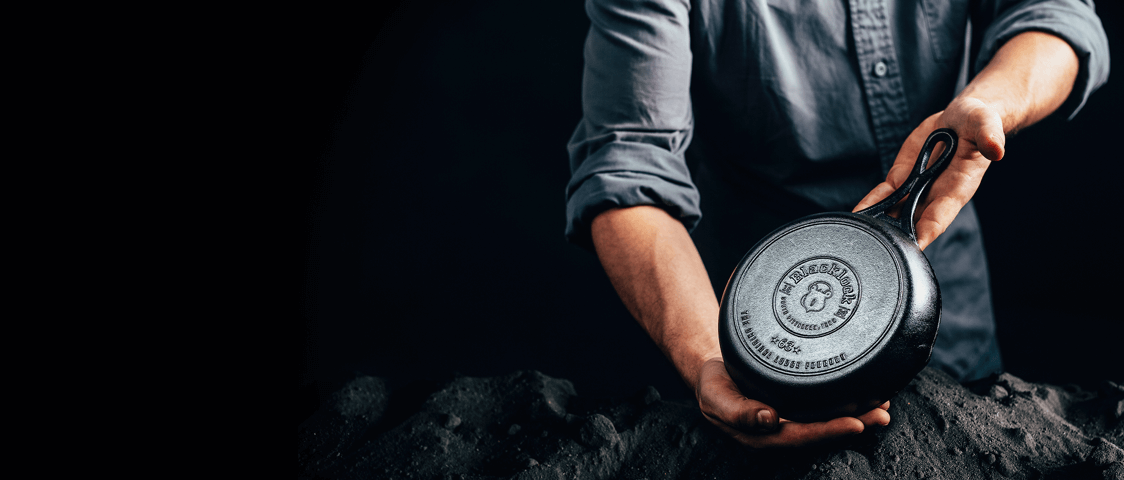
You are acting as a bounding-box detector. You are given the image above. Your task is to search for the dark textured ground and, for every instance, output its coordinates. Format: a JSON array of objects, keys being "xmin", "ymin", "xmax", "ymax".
[{"xmin": 299, "ymin": 368, "xmax": 1123, "ymax": 479}]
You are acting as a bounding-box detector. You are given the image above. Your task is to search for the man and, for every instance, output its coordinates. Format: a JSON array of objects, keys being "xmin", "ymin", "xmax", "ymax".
[{"xmin": 565, "ymin": 0, "xmax": 1108, "ymax": 447}]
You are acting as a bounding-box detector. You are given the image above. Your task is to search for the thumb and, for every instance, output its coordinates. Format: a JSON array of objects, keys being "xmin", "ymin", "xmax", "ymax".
[
  {"xmin": 737, "ymin": 399, "xmax": 779, "ymax": 433},
  {"xmin": 698, "ymin": 360, "xmax": 780, "ymax": 433},
  {"xmin": 710, "ymin": 396, "xmax": 779, "ymax": 434},
  {"xmin": 972, "ymin": 111, "xmax": 1006, "ymax": 161}
]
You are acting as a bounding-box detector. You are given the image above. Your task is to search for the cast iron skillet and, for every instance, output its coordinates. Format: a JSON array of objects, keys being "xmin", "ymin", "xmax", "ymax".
[{"xmin": 718, "ymin": 128, "xmax": 957, "ymax": 423}]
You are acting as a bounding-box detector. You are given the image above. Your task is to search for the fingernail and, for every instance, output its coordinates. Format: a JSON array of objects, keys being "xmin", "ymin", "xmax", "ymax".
[{"xmin": 756, "ymin": 409, "xmax": 774, "ymax": 429}]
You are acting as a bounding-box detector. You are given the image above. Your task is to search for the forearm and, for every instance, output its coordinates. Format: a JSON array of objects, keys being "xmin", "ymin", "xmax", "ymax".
[
  {"xmin": 958, "ymin": 31, "xmax": 1079, "ymax": 135},
  {"xmin": 590, "ymin": 206, "xmax": 721, "ymax": 392}
]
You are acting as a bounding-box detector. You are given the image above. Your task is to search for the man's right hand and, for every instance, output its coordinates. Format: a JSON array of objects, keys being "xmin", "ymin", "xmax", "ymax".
[
  {"xmin": 591, "ymin": 206, "xmax": 890, "ymax": 448},
  {"xmin": 696, "ymin": 357, "xmax": 891, "ymax": 448}
]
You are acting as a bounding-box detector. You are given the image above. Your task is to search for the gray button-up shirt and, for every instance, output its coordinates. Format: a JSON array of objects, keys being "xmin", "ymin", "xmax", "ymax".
[
  {"xmin": 564, "ymin": 0, "xmax": 1109, "ymax": 381},
  {"xmin": 566, "ymin": 0, "xmax": 1108, "ymax": 248}
]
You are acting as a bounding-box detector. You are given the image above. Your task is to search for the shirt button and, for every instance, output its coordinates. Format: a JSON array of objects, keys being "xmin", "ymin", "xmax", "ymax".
[{"xmin": 873, "ymin": 61, "xmax": 888, "ymax": 77}]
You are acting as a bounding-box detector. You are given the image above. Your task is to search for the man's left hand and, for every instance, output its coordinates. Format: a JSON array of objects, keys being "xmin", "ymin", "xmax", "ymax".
[
  {"xmin": 852, "ymin": 96, "xmax": 1004, "ymax": 251},
  {"xmin": 853, "ymin": 31, "xmax": 1080, "ymax": 251}
]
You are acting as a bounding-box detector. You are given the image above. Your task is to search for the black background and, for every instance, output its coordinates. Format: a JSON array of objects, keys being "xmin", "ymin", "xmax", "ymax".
[{"xmin": 297, "ymin": 1, "xmax": 1124, "ymax": 427}]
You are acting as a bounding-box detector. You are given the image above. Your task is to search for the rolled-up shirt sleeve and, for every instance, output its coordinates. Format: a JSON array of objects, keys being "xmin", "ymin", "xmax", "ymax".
[
  {"xmin": 564, "ymin": 0, "xmax": 698, "ymax": 251},
  {"xmin": 973, "ymin": 0, "xmax": 1110, "ymax": 120}
]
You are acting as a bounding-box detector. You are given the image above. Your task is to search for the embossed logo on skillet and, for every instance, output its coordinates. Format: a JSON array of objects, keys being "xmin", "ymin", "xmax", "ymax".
[{"xmin": 773, "ymin": 256, "xmax": 861, "ymax": 338}]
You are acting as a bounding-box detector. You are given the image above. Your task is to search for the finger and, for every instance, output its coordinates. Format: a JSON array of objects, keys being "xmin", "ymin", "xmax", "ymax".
[
  {"xmin": 856, "ymin": 406, "xmax": 891, "ymax": 427},
  {"xmin": 914, "ymin": 174, "xmax": 982, "ymax": 250},
  {"xmin": 764, "ymin": 417, "xmax": 866, "ymax": 447},
  {"xmin": 852, "ymin": 159, "xmax": 918, "ymax": 213},
  {"xmin": 704, "ymin": 417, "xmax": 777, "ymax": 447},
  {"xmin": 698, "ymin": 360, "xmax": 870, "ymax": 448},
  {"xmin": 913, "ymin": 145, "xmax": 992, "ymax": 250},
  {"xmin": 718, "ymin": 417, "xmax": 865, "ymax": 449},
  {"xmin": 916, "ymin": 218, "xmax": 949, "ymax": 251},
  {"xmin": 877, "ymin": 401, "xmax": 891, "ymax": 411},
  {"xmin": 852, "ymin": 181, "xmax": 897, "ymax": 213},
  {"xmin": 853, "ymin": 113, "xmax": 942, "ymax": 213},
  {"xmin": 701, "ymin": 389, "xmax": 778, "ymax": 433},
  {"xmin": 697, "ymin": 361, "xmax": 779, "ymax": 433}
]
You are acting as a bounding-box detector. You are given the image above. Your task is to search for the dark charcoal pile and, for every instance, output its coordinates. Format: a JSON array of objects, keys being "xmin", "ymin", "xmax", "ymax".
[{"xmin": 299, "ymin": 368, "xmax": 1123, "ymax": 479}]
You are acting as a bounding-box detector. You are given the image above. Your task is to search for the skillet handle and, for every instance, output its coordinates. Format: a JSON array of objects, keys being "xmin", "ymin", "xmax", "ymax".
[{"xmin": 856, "ymin": 128, "xmax": 958, "ymax": 242}]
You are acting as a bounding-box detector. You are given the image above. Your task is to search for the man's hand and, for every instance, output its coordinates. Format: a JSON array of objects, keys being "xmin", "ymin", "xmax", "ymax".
[
  {"xmin": 852, "ymin": 100, "xmax": 1000, "ymax": 250},
  {"xmin": 696, "ymin": 357, "xmax": 890, "ymax": 448},
  {"xmin": 593, "ymin": 207, "xmax": 889, "ymax": 448},
  {"xmin": 853, "ymin": 31, "xmax": 1078, "ymax": 250}
]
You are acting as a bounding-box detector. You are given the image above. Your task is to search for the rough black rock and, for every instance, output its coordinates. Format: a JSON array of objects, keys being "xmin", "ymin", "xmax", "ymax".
[{"xmin": 299, "ymin": 369, "xmax": 1123, "ymax": 479}]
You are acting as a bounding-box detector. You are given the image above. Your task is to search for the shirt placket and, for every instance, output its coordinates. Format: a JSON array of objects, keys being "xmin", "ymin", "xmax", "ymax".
[{"xmin": 848, "ymin": 0, "xmax": 913, "ymax": 176}]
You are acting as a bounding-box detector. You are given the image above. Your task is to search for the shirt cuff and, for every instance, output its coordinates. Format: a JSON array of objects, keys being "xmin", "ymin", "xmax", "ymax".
[
  {"xmin": 565, "ymin": 141, "xmax": 701, "ymax": 251},
  {"xmin": 974, "ymin": 1, "xmax": 1110, "ymax": 120}
]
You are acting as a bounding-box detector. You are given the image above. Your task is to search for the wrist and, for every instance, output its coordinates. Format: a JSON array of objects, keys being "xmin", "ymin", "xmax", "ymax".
[
  {"xmin": 950, "ymin": 89, "xmax": 1022, "ymax": 135},
  {"xmin": 667, "ymin": 341, "xmax": 722, "ymax": 393},
  {"xmin": 955, "ymin": 31, "xmax": 1078, "ymax": 134}
]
